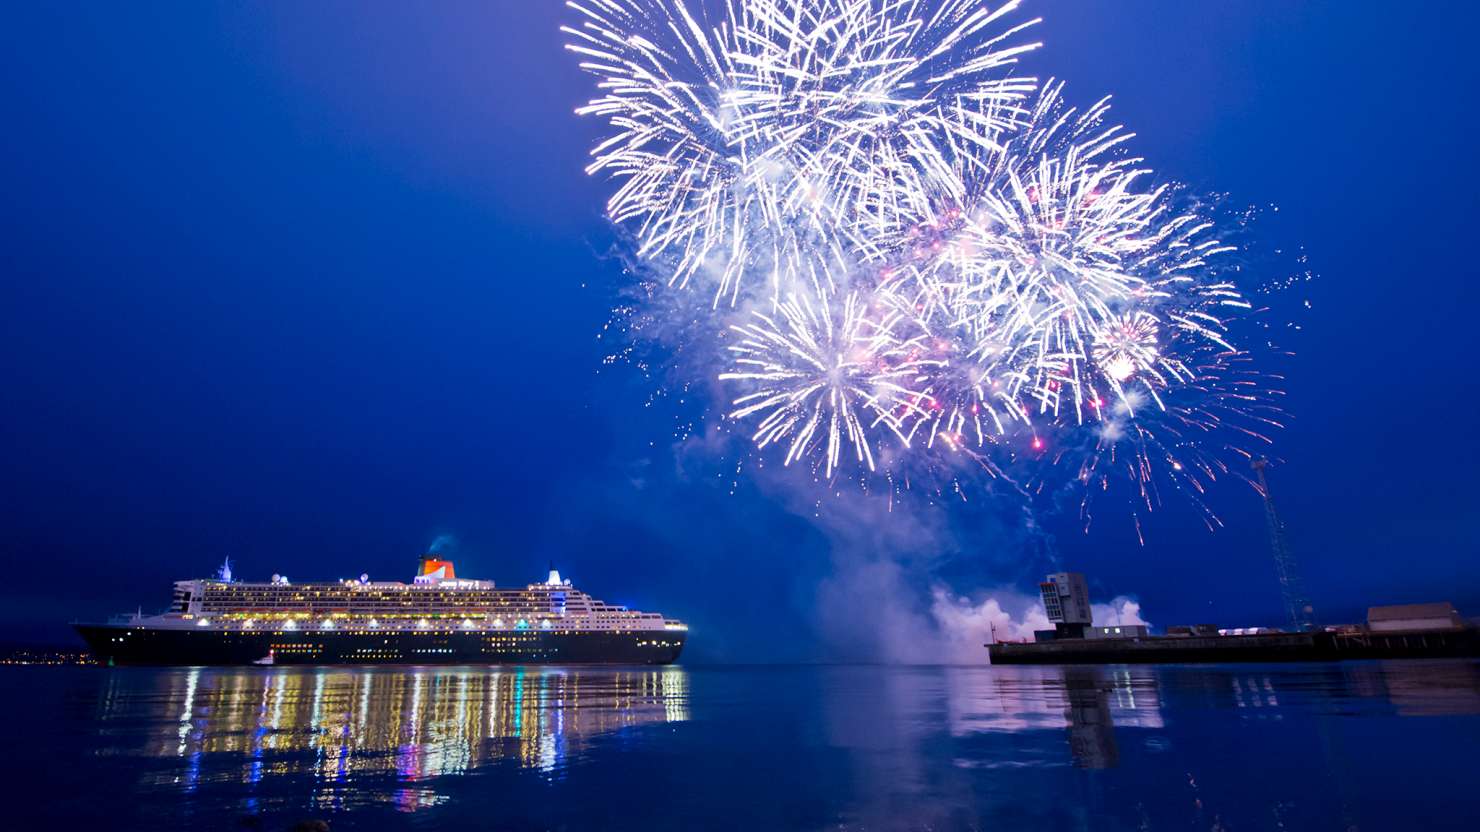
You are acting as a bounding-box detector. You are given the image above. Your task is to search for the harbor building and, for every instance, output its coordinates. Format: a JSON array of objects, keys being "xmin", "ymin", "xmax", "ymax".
[
  {"xmin": 1039, "ymin": 572, "xmax": 1092, "ymax": 639},
  {"xmin": 1089, "ymin": 625, "xmax": 1149, "ymax": 639},
  {"xmin": 1367, "ymin": 603, "xmax": 1466, "ymax": 632}
]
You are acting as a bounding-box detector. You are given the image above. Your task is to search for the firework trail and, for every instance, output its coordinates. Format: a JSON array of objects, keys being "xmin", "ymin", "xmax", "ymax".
[{"xmin": 568, "ymin": 0, "xmax": 1287, "ymax": 525}]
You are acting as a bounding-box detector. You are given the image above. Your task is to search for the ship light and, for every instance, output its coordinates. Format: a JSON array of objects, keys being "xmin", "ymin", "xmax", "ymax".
[
  {"xmin": 196, "ymin": 618, "xmax": 211, "ymax": 627},
  {"xmin": 540, "ymin": 619, "xmax": 552, "ymax": 630},
  {"xmin": 321, "ymin": 619, "xmax": 335, "ymax": 631},
  {"xmin": 461, "ymin": 619, "xmax": 476, "ymax": 629},
  {"xmin": 243, "ymin": 620, "xmax": 255, "ymax": 629},
  {"xmin": 367, "ymin": 619, "xmax": 380, "ymax": 628},
  {"xmin": 492, "ymin": 618, "xmax": 504, "ymax": 628},
  {"xmin": 283, "ymin": 620, "xmax": 298, "ymax": 631},
  {"xmin": 417, "ymin": 619, "xmax": 430, "ymax": 630},
  {"xmin": 515, "ymin": 619, "xmax": 528, "ymax": 630}
]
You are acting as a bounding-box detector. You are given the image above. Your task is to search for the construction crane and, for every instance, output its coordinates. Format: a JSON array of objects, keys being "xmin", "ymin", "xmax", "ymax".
[{"xmin": 1252, "ymin": 458, "xmax": 1314, "ymax": 630}]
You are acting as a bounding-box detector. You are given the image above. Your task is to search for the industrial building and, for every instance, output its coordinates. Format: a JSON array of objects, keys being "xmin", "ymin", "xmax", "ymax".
[
  {"xmin": 1039, "ymin": 572, "xmax": 1092, "ymax": 639},
  {"xmin": 1089, "ymin": 625, "xmax": 1148, "ymax": 639},
  {"xmin": 1367, "ymin": 603, "xmax": 1466, "ymax": 632},
  {"xmin": 1165, "ymin": 624, "xmax": 1220, "ymax": 637},
  {"xmin": 1030, "ymin": 574, "xmax": 1149, "ymax": 642}
]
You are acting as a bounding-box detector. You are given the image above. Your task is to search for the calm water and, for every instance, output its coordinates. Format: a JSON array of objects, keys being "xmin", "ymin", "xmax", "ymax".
[{"xmin": 6, "ymin": 661, "xmax": 1480, "ymax": 830}]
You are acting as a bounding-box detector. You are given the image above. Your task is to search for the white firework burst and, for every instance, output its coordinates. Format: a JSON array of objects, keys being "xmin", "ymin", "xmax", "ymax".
[
  {"xmin": 566, "ymin": 0, "xmax": 1040, "ymax": 304},
  {"xmin": 921, "ymin": 83, "xmax": 1247, "ymax": 430},
  {"xmin": 570, "ymin": 4, "xmax": 1284, "ymax": 520},
  {"xmin": 719, "ymin": 285, "xmax": 938, "ymax": 477},
  {"xmin": 1091, "ymin": 311, "xmax": 1161, "ymax": 385}
]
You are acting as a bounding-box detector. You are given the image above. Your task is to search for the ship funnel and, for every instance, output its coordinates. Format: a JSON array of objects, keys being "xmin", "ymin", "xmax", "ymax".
[
  {"xmin": 547, "ymin": 567, "xmax": 562, "ymax": 586},
  {"xmin": 417, "ymin": 555, "xmax": 456, "ymax": 582}
]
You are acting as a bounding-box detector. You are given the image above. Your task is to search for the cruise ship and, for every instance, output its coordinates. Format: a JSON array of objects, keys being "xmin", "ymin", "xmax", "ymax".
[{"xmin": 75, "ymin": 555, "xmax": 687, "ymax": 666}]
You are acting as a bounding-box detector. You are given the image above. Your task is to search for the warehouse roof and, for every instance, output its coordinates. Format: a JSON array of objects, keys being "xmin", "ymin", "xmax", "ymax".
[{"xmin": 1367, "ymin": 602, "xmax": 1458, "ymax": 621}]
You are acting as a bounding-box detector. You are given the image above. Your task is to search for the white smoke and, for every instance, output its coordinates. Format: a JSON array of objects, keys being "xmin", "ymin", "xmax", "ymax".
[
  {"xmin": 816, "ymin": 558, "xmax": 940, "ymax": 663},
  {"xmin": 1093, "ymin": 597, "xmax": 1149, "ymax": 628},
  {"xmin": 926, "ymin": 588, "xmax": 1152, "ymax": 663},
  {"xmin": 928, "ymin": 587, "xmax": 1050, "ymax": 662},
  {"xmin": 652, "ymin": 381, "xmax": 1154, "ymax": 665},
  {"xmin": 758, "ymin": 465, "xmax": 1157, "ymax": 665}
]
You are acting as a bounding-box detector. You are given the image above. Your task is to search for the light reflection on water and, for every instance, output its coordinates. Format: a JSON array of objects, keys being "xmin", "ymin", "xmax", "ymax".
[
  {"xmin": 95, "ymin": 666, "xmax": 688, "ymax": 812},
  {"xmin": 12, "ymin": 660, "xmax": 1480, "ymax": 830}
]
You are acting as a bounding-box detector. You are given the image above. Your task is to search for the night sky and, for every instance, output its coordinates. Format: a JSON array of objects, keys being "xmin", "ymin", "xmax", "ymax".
[{"xmin": 3, "ymin": 2, "xmax": 1477, "ymax": 659}]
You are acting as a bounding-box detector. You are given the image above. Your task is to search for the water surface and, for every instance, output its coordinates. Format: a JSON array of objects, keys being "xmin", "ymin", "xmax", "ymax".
[{"xmin": 7, "ymin": 661, "xmax": 1479, "ymax": 830}]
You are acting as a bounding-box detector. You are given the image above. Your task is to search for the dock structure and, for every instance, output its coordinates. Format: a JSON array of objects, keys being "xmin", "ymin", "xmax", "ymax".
[
  {"xmin": 989, "ymin": 571, "xmax": 1478, "ymax": 665},
  {"xmin": 989, "ymin": 627, "xmax": 1480, "ymax": 665}
]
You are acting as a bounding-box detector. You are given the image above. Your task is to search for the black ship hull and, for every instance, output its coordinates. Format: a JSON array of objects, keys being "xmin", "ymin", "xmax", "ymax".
[{"xmin": 76, "ymin": 624, "xmax": 685, "ymax": 666}]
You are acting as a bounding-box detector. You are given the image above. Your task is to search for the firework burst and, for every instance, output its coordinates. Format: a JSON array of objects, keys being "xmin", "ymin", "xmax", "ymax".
[
  {"xmin": 719, "ymin": 284, "xmax": 939, "ymax": 477},
  {"xmin": 570, "ymin": 1, "xmax": 1288, "ymax": 526},
  {"xmin": 565, "ymin": 0, "xmax": 1041, "ymax": 303},
  {"xmin": 913, "ymin": 84, "xmax": 1244, "ymax": 429}
]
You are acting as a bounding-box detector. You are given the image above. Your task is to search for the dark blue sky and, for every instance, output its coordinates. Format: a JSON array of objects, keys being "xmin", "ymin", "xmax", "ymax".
[{"xmin": 2, "ymin": 2, "xmax": 1477, "ymax": 658}]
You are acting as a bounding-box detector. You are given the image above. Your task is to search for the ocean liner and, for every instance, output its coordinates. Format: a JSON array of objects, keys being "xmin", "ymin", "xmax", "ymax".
[{"xmin": 75, "ymin": 555, "xmax": 687, "ymax": 666}]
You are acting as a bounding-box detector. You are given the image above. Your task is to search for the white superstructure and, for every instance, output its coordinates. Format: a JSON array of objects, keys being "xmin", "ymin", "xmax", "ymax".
[{"xmin": 134, "ymin": 556, "xmax": 688, "ymax": 635}]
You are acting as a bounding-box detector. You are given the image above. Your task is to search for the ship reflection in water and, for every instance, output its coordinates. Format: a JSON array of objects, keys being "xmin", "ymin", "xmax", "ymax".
[
  {"xmin": 96, "ymin": 666, "xmax": 688, "ymax": 812},
  {"xmin": 16, "ymin": 661, "xmax": 1480, "ymax": 829}
]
